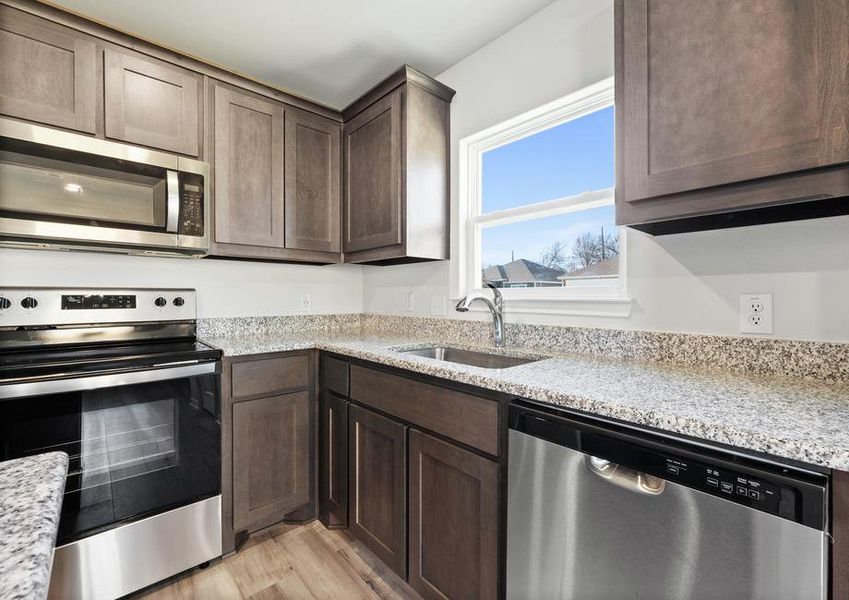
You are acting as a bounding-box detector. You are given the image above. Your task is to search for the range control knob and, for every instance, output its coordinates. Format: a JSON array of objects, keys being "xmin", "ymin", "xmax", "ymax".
[
  {"xmin": 173, "ymin": 297, "xmax": 185, "ymax": 307},
  {"xmin": 154, "ymin": 297, "xmax": 167, "ymax": 307},
  {"xmin": 0, "ymin": 297, "xmax": 11, "ymax": 310},
  {"xmin": 21, "ymin": 296, "xmax": 38, "ymax": 310}
]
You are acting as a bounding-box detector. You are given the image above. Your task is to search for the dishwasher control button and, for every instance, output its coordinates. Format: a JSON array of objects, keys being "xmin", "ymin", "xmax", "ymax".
[
  {"xmin": 736, "ymin": 486, "xmax": 748, "ymax": 496},
  {"xmin": 706, "ymin": 477, "xmax": 719, "ymax": 487},
  {"xmin": 666, "ymin": 466, "xmax": 679, "ymax": 475},
  {"xmin": 720, "ymin": 482, "xmax": 734, "ymax": 494},
  {"xmin": 748, "ymin": 490, "xmax": 760, "ymax": 500}
]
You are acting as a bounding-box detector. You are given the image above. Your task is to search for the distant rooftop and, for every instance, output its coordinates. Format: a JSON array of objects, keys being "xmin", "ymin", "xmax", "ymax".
[
  {"xmin": 483, "ymin": 259, "xmax": 564, "ymax": 287},
  {"xmin": 558, "ymin": 256, "xmax": 619, "ymax": 280}
]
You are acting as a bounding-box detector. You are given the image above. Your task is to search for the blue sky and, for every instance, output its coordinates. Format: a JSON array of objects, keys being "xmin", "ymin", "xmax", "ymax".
[{"xmin": 480, "ymin": 106, "xmax": 615, "ymax": 267}]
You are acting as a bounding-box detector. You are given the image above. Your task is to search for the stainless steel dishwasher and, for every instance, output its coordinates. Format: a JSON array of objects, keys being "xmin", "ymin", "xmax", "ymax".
[{"xmin": 507, "ymin": 401, "xmax": 829, "ymax": 600}]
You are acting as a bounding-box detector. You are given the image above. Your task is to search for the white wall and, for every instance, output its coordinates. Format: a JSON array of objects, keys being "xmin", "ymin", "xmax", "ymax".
[
  {"xmin": 0, "ymin": 248, "xmax": 363, "ymax": 318},
  {"xmin": 362, "ymin": 0, "xmax": 849, "ymax": 343}
]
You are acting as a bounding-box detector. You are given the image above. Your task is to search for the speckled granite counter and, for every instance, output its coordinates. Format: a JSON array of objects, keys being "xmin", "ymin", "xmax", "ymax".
[
  {"xmin": 204, "ymin": 332, "xmax": 849, "ymax": 471},
  {"xmin": 0, "ymin": 452, "xmax": 68, "ymax": 600}
]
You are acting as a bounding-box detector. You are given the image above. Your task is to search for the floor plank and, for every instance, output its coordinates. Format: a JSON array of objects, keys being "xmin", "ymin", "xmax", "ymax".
[{"xmin": 133, "ymin": 521, "xmax": 420, "ymax": 600}]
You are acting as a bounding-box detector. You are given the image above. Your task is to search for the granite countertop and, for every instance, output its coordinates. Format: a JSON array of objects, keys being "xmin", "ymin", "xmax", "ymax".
[
  {"xmin": 203, "ymin": 333, "xmax": 849, "ymax": 471},
  {"xmin": 0, "ymin": 452, "xmax": 68, "ymax": 600}
]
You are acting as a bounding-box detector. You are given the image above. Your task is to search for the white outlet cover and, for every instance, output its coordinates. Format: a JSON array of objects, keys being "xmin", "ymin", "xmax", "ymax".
[
  {"xmin": 405, "ymin": 292, "xmax": 415, "ymax": 312},
  {"xmin": 430, "ymin": 295, "xmax": 446, "ymax": 316},
  {"xmin": 739, "ymin": 293, "xmax": 773, "ymax": 335},
  {"xmin": 300, "ymin": 294, "xmax": 311, "ymax": 311}
]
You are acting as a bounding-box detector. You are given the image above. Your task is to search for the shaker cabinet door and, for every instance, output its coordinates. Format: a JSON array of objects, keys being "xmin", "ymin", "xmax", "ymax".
[
  {"xmin": 343, "ymin": 88, "xmax": 403, "ymax": 253},
  {"xmin": 348, "ymin": 404, "xmax": 407, "ymax": 578},
  {"xmin": 232, "ymin": 391, "xmax": 310, "ymax": 531},
  {"xmin": 104, "ymin": 48, "xmax": 200, "ymax": 155},
  {"xmin": 0, "ymin": 6, "xmax": 96, "ymax": 133},
  {"xmin": 213, "ymin": 85, "xmax": 286, "ymax": 249},
  {"xmin": 284, "ymin": 106, "xmax": 341, "ymax": 253},
  {"xmin": 408, "ymin": 429, "xmax": 500, "ymax": 600},
  {"xmin": 619, "ymin": 0, "xmax": 849, "ymax": 205},
  {"xmin": 319, "ymin": 391, "xmax": 348, "ymax": 528}
]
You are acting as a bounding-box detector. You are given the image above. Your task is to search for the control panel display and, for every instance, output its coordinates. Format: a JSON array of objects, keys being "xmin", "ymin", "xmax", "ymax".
[
  {"xmin": 178, "ymin": 173, "xmax": 205, "ymax": 237},
  {"xmin": 62, "ymin": 295, "xmax": 137, "ymax": 310}
]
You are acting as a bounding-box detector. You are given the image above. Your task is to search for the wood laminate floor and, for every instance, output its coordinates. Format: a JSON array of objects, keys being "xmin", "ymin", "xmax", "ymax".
[{"xmin": 134, "ymin": 520, "xmax": 421, "ymax": 600}]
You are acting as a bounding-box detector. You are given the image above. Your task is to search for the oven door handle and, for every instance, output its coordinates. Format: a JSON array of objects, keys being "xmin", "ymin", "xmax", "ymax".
[
  {"xmin": 0, "ymin": 361, "xmax": 217, "ymax": 400},
  {"xmin": 165, "ymin": 170, "xmax": 180, "ymax": 233}
]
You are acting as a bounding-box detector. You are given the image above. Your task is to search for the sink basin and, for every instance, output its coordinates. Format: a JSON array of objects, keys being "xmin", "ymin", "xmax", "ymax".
[{"xmin": 400, "ymin": 346, "xmax": 539, "ymax": 369}]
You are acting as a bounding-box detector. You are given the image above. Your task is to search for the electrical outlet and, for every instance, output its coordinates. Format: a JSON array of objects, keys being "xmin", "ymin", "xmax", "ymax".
[
  {"xmin": 404, "ymin": 292, "xmax": 415, "ymax": 312},
  {"xmin": 430, "ymin": 295, "xmax": 446, "ymax": 316},
  {"xmin": 300, "ymin": 294, "xmax": 311, "ymax": 312},
  {"xmin": 739, "ymin": 293, "xmax": 773, "ymax": 335}
]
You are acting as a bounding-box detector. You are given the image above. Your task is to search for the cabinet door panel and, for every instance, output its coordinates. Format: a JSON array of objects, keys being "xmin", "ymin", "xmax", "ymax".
[
  {"xmin": 104, "ymin": 48, "xmax": 200, "ymax": 155},
  {"xmin": 408, "ymin": 430, "xmax": 499, "ymax": 600},
  {"xmin": 214, "ymin": 85, "xmax": 285, "ymax": 248},
  {"xmin": 319, "ymin": 391, "xmax": 348, "ymax": 528},
  {"xmin": 232, "ymin": 391, "xmax": 310, "ymax": 531},
  {"xmin": 348, "ymin": 404, "xmax": 407, "ymax": 577},
  {"xmin": 343, "ymin": 88, "xmax": 402, "ymax": 253},
  {"xmin": 285, "ymin": 106, "xmax": 340, "ymax": 252},
  {"xmin": 621, "ymin": 0, "xmax": 849, "ymax": 203},
  {"xmin": 0, "ymin": 7, "xmax": 96, "ymax": 133}
]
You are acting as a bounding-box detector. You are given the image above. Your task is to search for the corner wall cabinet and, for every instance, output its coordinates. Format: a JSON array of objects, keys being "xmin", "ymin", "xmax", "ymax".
[{"xmin": 615, "ymin": 0, "xmax": 849, "ymax": 234}]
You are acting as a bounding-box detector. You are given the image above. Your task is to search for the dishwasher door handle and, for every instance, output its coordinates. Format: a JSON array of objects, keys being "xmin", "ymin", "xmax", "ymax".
[{"xmin": 586, "ymin": 455, "xmax": 666, "ymax": 495}]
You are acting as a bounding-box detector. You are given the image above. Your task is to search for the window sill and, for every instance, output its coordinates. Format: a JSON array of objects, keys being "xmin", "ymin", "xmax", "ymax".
[{"xmin": 462, "ymin": 294, "xmax": 633, "ymax": 318}]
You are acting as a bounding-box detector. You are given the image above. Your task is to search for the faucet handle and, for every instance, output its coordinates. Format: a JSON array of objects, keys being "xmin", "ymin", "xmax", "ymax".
[{"xmin": 483, "ymin": 279, "xmax": 503, "ymax": 309}]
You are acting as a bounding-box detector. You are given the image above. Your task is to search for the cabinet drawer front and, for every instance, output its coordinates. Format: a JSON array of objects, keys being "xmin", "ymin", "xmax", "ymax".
[
  {"xmin": 232, "ymin": 391, "xmax": 310, "ymax": 531},
  {"xmin": 104, "ymin": 48, "xmax": 200, "ymax": 155},
  {"xmin": 0, "ymin": 7, "xmax": 96, "ymax": 133},
  {"xmin": 231, "ymin": 354, "xmax": 310, "ymax": 399},
  {"xmin": 349, "ymin": 365, "xmax": 500, "ymax": 456},
  {"xmin": 320, "ymin": 355, "xmax": 349, "ymax": 397},
  {"xmin": 408, "ymin": 429, "xmax": 499, "ymax": 600}
]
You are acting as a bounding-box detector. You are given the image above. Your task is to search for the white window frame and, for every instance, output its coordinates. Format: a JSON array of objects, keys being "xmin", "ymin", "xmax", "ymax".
[{"xmin": 453, "ymin": 77, "xmax": 632, "ymax": 318}]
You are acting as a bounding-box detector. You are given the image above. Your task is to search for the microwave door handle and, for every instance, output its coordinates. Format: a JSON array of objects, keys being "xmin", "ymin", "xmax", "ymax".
[{"xmin": 166, "ymin": 170, "xmax": 180, "ymax": 233}]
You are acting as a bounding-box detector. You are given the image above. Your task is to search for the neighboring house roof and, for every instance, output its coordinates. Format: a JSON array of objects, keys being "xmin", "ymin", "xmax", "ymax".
[
  {"xmin": 482, "ymin": 259, "xmax": 564, "ymax": 284},
  {"xmin": 558, "ymin": 256, "xmax": 619, "ymax": 280}
]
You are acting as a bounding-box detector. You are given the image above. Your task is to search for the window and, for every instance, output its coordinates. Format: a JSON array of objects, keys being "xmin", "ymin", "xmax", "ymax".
[{"xmin": 456, "ymin": 77, "xmax": 631, "ymax": 317}]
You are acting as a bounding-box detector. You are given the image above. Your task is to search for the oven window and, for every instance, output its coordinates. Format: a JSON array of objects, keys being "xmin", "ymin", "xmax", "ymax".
[
  {"xmin": 0, "ymin": 373, "xmax": 220, "ymax": 545},
  {"xmin": 0, "ymin": 147, "xmax": 168, "ymax": 230}
]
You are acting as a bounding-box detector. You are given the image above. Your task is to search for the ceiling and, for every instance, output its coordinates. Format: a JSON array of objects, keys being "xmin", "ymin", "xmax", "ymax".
[{"xmin": 51, "ymin": 0, "xmax": 556, "ymax": 109}]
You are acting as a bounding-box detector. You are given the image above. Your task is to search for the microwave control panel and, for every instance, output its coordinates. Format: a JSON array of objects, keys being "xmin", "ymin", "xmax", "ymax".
[{"xmin": 178, "ymin": 173, "xmax": 205, "ymax": 237}]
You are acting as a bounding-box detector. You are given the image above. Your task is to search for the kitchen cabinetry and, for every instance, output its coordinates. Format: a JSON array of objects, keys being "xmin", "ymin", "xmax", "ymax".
[
  {"xmin": 348, "ymin": 404, "xmax": 408, "ymax": 578},
  {"xmin": 321, "ymin": 354, "xmax": 506, "ymax": 598},
  {"xmin": 342, "ymin": 66, "xmax": 455, "ymax": 264},
  {"xmin": 408, "ymin": 429, "xmax": 499, "ymax": 600},
  {"xmin": 616, "ymin": 0, "xmax": 849, "ymax": 233},
  {"xmin": 104, "ymin": 48, "xmax": 201, "ymax": 156},
  {"xmin": 222, "ymin": 352, "xmax": 316, "ymax": 553},
  {"xmin": 319, "ymin": 391, "xmax": 348, "ymax": 528},
  {"xmin": 0, "ymin": 5, "xmax": 96, "ymax": 133},
  {"xmin": 285, "ymin": 106, "xmax": 341, "ymax": 253}
]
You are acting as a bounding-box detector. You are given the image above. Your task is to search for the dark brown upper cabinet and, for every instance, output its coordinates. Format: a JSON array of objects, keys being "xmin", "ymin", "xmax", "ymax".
[
  {"xmin": 284, "ymin": 106, "xmax": 341, "ymax": 254},
  {"xmin": 212, "ymin": 83, "xmax": 287, "ymax": 254},
  {"xmin": 232, "ymin": 390, "xmax": 310, "ymax": 532},
  {"xmin": 0, "ymin": 5, "xmax": 96, "ymax": 133},
  {"xmin": 342, "ymin": 66, "xmax": 455, "ymax": 264},
  {"xmin": 104, "ymin": 48, "xmax": 201, "ymax": 156},
  {"xmin": 408, "ymin": 429, "xmax": 499, "ymax": 600},
  {"xmin": 616, "ymin": 0, "xmax": 849, "ymax": 234},
  {"xmin": 348, "ymin": 404, "xmax": 408, "ymax": 578}
]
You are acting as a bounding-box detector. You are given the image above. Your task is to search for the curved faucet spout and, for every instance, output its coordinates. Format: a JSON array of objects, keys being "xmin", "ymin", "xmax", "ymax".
[{"xmin": 455, "ymin": 281, "xmax": 505, "ymax": 347}]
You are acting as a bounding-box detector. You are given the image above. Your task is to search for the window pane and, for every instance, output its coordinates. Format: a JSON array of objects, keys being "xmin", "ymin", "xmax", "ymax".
[
  {"xmin": 480, "ymin": 205, "xmax": 618, "ymax": 288},
  {"xmin": 481, "ymin": 105, "xmax": 614, "ymax": 213}
]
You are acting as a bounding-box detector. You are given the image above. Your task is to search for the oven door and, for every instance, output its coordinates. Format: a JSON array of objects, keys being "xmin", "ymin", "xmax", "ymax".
[
  {"xmin": 0, "ymin": 118, "xmax": 208, "ymax": 255},
  {"xmin": 0, "ymin": 361, "xmax": 220, "ymax": 545}
]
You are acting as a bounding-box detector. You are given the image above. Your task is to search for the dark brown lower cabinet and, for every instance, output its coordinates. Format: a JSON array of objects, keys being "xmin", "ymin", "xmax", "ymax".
[
  {"xmin": 408, "ymin": 429, "xmax": 499, "ymax": 600},
  {"xmin": 232, "ymin": 391, "xmax": 310, "ymax": 531},
  {"xmin": 319, "ymin": 391, "xmax": 348, "ymax": 528},
  {"xmin": 348, "ymin": 404, "xmax": 407, "ymax": 577}
]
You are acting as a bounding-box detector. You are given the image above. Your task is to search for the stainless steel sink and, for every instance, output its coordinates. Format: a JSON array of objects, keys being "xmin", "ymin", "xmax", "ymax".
[{"xmin": 400, "ymin": 346, "xmax": 539, "ymax": 369}]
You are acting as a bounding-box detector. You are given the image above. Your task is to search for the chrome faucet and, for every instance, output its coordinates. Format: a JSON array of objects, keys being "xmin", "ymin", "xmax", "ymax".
[{"xmin": 455, "ymin": 281, "xmax": 505, "ymax": 347}]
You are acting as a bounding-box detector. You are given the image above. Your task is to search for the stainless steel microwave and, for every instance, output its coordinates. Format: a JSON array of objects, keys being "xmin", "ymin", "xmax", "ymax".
[{"xmin": 0, "ymin": 118, "xmax": 209, "ymax": 256}]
